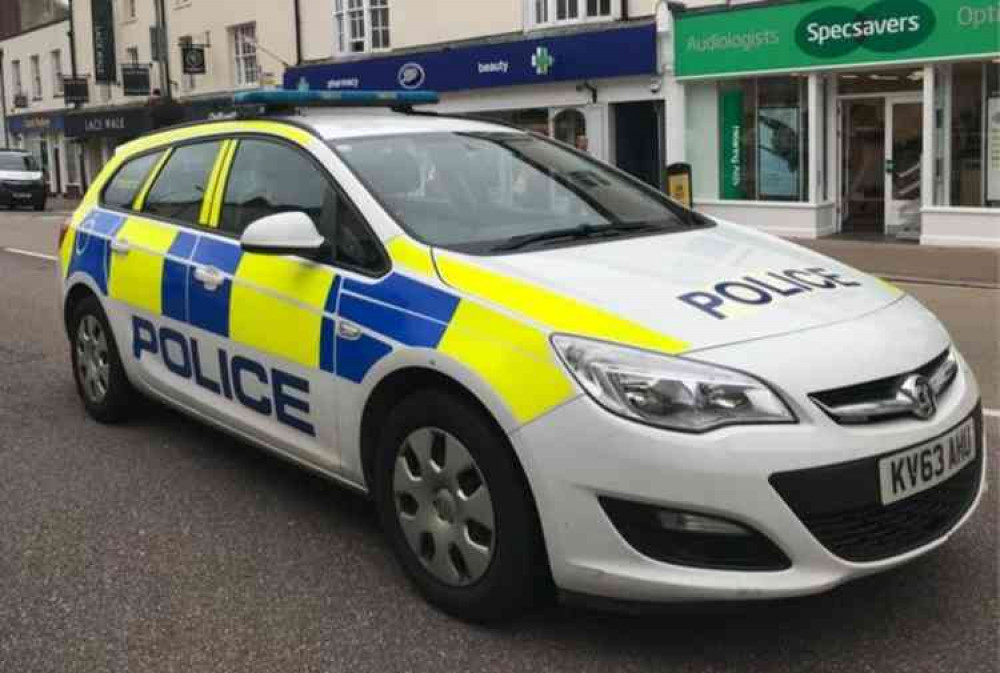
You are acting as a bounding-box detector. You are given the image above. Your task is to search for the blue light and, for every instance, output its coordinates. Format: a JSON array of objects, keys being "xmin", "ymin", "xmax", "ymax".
[{"xmin": 233, "ymin": 89, "xmax": 440, "ymax": 108}]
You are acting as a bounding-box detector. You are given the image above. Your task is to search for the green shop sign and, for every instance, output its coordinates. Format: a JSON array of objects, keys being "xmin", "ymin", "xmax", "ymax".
[{"xmin": 674, "ymin": 0, "xmax": 1000, "ymax": 79}]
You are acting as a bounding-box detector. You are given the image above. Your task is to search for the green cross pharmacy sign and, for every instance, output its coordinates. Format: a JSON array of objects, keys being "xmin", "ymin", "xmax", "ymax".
[
  {"xmin": 532, "ymin": 47, "xmax": 556, "ymax": 76},
  {"xmin": 674, "ymin": 0, "xmax": 1000, "ymax": 79}
]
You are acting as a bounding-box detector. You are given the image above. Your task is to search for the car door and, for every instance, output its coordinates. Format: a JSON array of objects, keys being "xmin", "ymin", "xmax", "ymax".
[
  {"xmin": 190, "ymin": 136, "xmax": 376, "ymax": 472},
  {"xmin": 112, "ymin": 139, "xmax": 227, "ymax": 401}
]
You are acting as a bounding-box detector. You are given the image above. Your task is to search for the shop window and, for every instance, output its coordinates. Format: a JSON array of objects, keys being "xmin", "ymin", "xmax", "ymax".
[
  {"xmin": 554, "ymin": 109, "xmax": 587, "ymax": 151},
  {"xmin": 718, "ymin": 76, "xmax": 809, "ymax": 202},
  {"xmin": 940, "ymin": 61, "xmax": 1000, "ymax": 209},
  {"xmin": 478, "ymin": 109, "xmax": 550, "ymax": 136},
  {"xmin": 335, "ymin": 0, "xmax": 390, "ymax": 55}
]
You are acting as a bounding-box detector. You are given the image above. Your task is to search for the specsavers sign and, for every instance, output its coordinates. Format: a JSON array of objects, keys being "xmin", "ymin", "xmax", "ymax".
[{"xmin": 674, "ymin": 0, "xmax": 1000, "ymax": 79}]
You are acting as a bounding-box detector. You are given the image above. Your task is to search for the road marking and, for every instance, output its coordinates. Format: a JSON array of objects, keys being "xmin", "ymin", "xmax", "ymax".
[{"xmin": 2, "ymin": 247, "xmax": 57, "ymax": 262}]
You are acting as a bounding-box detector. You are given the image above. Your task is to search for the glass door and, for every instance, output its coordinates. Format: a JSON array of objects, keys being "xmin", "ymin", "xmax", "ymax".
[
  {"xmin": 885, "ymin": 97, "xmax": 923, "ymax": 238},
  {"xmin": 841, "ymin": 99, "xmax": 885, "ymax": 235}
]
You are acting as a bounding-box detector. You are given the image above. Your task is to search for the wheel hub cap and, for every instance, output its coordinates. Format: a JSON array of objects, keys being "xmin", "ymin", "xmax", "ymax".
[
  {"xmin": 75, "ymin": 315, "xmax": 110, "ymax": 404},
  {"xmin": 393, "ymin": 428, "xmax": 496, "ymax": 587}
]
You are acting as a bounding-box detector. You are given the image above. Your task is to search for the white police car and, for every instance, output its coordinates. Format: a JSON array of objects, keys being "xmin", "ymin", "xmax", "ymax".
[{"xmin": 59, "ymin": 90, "xmax": 985, "ymax": 621}]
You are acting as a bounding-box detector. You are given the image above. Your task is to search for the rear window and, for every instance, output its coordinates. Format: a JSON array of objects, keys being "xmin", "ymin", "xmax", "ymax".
[
  {"xmin": 143, "ymin": 141, "xmax": 223, "ymax": 224},
  {"xmin": 0, "ymin": 153, "xmax": 38, "ymax": 172},
  {"xmin": 102, "ymin": 151, "xmax": 164, "ymax": 211}
]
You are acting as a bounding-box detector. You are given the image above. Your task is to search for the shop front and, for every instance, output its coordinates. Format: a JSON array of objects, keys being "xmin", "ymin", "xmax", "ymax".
[
  {"xmin": 7, "ymin": 111, "xmax": 69, "ymax": 197},
  {"xmin": 286, "ymin": 22, "xmax": 668, "ymax": 188},
  {"xmin": 64, "ymin": 105, "xmax": 154, "ymax": 191},
  {"xmin": 668, "ymin": 0, "xmax": 999, "ymax": 248}
]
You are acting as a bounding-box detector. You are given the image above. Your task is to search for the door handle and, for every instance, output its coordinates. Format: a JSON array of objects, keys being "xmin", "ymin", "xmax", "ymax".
[
  {"xmin": 337, "ymin": 321, "xmax": 362, "ymax": 341},
  {"xmin": 193, "ymin": 265, "xmax": 225, "ymax": 291},
  {"xmin": 110, "ymin": 238, "xmax": 131, "ymax": 256}
]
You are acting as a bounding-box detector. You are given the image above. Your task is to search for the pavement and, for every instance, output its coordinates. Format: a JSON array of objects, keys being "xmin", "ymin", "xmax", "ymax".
[
  {"xmin": 0, "ymin": 209, "xmax": 997, "ymax": 673},
  {"xmin": 795, "ymin": 238, "xmax": 1000, "ymax": 289}
]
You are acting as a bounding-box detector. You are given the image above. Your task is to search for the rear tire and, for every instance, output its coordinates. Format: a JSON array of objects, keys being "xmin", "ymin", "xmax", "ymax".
[
  {"xmin": 68, "ymin": 295, "xmax": 136, "ymax": 423},
  {"xmin": 374, "ymin": 389, "xmax": 549, "ymax": 622}
]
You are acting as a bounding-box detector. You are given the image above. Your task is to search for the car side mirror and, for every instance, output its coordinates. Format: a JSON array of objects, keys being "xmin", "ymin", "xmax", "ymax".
[{"xmin": 240, "ymin": 212, "xmax": 327, "ymax": 259}]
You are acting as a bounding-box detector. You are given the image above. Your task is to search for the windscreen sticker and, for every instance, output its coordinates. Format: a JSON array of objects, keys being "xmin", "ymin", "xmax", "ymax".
[{"xmin": 678, "ymin": 267, "xmax": 862, "ymax": 321}]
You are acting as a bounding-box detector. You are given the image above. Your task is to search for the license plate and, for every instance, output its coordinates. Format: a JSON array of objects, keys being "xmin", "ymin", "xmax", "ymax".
[
  {"xmin": 13, "ymin": 192, "xmax": 31, "ymax": 199},
  {"xmin": 879, "ymin": 418, "xmax": 977, "ymax": 505}
]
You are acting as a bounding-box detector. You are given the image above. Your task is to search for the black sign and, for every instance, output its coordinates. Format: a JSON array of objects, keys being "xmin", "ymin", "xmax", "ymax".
[
  {"xmin": 122, "ymin": 65, "xmax": 151, "ymax": 96},
  {"xmin": 13, "ymin": 94, "xmax": 28, "ymax": 109},
  {"xmin": 92, "ymin": 0, "xmax": 117, "ymax": 82},
  {"xmin": 150, "ymin": 26, "xmax": 167, "ymax": 62},
  {"xmin": 63, "ymin": 77, "xmax": 90, "ymax": 104},
  {"xmin": 65, "ymin": 107, "xmax": 152, "ymax": 139},
  {"xmin": 182, "ymin": 46, "xmax": 206, "ymax": 75}
]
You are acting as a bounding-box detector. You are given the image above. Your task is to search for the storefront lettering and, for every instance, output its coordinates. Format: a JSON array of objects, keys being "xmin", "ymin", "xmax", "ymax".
[
  {"xmin": 326, "ymin": 78, "xmax": 360, "ymax": 89},
  {"xmin": 477, "ymin": 61, "xmax": 510, "ymax": 75},
  {"xmin": 957, "ymin": 3, "xmax": 1000, "ymax": 28},
  {"xmin": 796, "ymin": 0, "xmax": 936, "ymax": 58},
  {"xmin": 685, "ymin": 30, "xmax": 779, "ymax": 54},
  {"xmin": 84, "ymin": 117, "xmax": 127, "ymax": 132}
]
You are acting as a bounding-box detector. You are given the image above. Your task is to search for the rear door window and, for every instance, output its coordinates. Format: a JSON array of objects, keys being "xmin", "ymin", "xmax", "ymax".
[
  {"xmin": 143, "ymin": 141, "xmax": 224, "ymax": 224},
  {"xmin": 102, "ymin": 151, "xmax": 164, "ymax": 211}
]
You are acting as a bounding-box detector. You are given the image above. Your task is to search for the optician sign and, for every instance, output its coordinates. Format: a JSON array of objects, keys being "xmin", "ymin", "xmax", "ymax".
[
  {"xmin": 285, "ymin": 24, "xmax": 657, "ymax": 93},
  {"xmin": 674, "ymin": 0, "xmax": 1000, "ymax": 79}
]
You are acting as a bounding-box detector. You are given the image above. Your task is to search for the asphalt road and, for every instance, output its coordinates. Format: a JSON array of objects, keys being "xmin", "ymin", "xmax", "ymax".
[{"xmin": 1, "ymin": 209, "xmax": 997, "ymax": 673}]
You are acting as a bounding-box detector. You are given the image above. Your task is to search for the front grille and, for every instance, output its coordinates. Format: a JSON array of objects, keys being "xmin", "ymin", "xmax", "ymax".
[
  {"xmin": 809, "ymin": 349, "xmax": 955, "ymax": 425},
  {"xmin": 770, "ymin": 410, "xmax": 983, "ymax": 563}
]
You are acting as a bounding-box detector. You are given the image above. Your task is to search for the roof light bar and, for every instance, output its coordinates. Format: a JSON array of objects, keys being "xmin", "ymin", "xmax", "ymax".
[{"xmin": 232, "ymin": 89, "xmax": 440, "ymax": 109}]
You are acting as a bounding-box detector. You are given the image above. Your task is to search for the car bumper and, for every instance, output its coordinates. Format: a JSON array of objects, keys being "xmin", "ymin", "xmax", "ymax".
[
  {"xmin": 510, "ymin": 302, "xmax": 986, "ymax": 603},
  {"xmin": 0, "ymin": 184, "xmax": 46, "ymax": 205}
]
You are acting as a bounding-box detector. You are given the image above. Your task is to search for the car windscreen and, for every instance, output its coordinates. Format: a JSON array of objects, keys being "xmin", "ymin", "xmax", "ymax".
[
  {"xmin": 330, "ymin": 132, "xmax": 710, "ymax": 254},
  {"xmin": 0, "ymin": 153, "xmax": 39, "ymax": 172}
]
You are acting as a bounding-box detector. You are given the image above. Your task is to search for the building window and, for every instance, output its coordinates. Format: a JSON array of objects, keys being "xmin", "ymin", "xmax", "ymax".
[
  {"xmin": 936, "ymin": 61, "xmax": 1000, "ymax": 209},
  {"xmin": 30, "ymin": 55, "xmax": 42, "ymax": 100},
  {"xmin": 718, "ymin": 76, "xmax": 810, "ymax": 202},
  {"xmin": 51, "ymin": 50, "xmax": 64, "ymax": 96},
  {"xmin": 335, "ymin": 0, "xmax": 390, "ymax": 55},
  {"xmin": 12, "ymin": 60, "xmax": 22, "ymax": 98},
  {"xmin": 124, "ymin": 0, "xmax": 136, "ymax": 20},
  {"xmin": 126, "ymin": 47, "xmax": 139, "ymax": 65},
  {"xmin": 231, "ymin": 23, "xmax": 259, "ymax": 88},
  {"xmin": 535, "ymin": 0, "xmax": 614, "ymax": 25}
]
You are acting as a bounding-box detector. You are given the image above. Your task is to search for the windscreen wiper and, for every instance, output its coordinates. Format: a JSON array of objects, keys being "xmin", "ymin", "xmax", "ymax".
[{"xmin": 493, "ymin": 222, "xmax": 660, "ymax": 252}]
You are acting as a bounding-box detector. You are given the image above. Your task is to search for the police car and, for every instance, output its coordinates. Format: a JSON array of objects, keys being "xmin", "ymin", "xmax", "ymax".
[{"xmin": 59, "ymin": 90, "xmax": 985, "ymax": 621}]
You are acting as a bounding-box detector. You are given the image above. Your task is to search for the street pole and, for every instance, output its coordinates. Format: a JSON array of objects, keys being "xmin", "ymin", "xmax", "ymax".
[
  {"xmin": 155, "ymin": 0, "xmax": 173, "ymax": 100},
  {"xmin": 0, "ymin": 49, "xmax": 9, "ymax": 147}
]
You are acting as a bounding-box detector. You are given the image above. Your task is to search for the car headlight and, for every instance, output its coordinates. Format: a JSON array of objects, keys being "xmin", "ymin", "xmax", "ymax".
[{"xmin": 551, "ymin": 335, "xmax": 796, "ymax": 433}]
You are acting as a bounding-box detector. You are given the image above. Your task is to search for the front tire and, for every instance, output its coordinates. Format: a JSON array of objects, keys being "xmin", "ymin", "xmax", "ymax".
[
  {"xmin": 69, "ymin": 295, "xmax": 136, "ymax": 423},
  {"xmin": 374, "ymin": 389, "xmax": 549, "ymax": 622}
]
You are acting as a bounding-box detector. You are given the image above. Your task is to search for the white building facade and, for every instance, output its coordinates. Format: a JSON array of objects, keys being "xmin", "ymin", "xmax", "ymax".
[
  {"xmin": 2, "ymin": 18, "xmax": 75, "ymax": 196},
  {"xmin": 63, "ymin": 0, "xmax": 301, "ymax": 191},
  {"xmin": 293, "ymin": 0, "xmax": 999, "ymax": 248}
]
